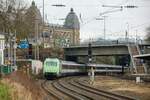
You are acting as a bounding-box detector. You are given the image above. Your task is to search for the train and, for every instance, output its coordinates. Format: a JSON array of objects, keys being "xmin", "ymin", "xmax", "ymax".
[
  {"xmin": 43, "ymin": 58, "xmax": 124, "ymax": 78},
  {"xmin": 43, "ymin": 58, "xmax": 86, "ymax": 78}
]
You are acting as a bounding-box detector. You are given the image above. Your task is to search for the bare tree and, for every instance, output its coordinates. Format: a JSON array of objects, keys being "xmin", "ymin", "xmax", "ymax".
[
  {"xmin": 0, "ymin": 0, "xmax": 28, "ymax": 39},
  {"xmin": 0, "ymin": 0, "xmax": 43, "ymax": 40}
]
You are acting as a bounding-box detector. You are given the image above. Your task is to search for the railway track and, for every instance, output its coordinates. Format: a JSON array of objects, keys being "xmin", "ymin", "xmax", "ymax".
[
  {"xmin": 71, "ymin": 77, "xmax": 137, "ymax": 100},
  {"xmin": 41, "ymin": 80, "xmax": 61, "ymax": 100},
  {"xmin": 42, "ymin": 76, "xmax": 137, "ymax": 100}
]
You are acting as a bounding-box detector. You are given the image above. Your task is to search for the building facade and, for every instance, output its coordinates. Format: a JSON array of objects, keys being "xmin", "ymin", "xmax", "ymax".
[
  {"xmin": 25, "ymin": 1, "xmax": 42, "ymax": 44},
  {"xmin": 63, "ymin": 8, "xmax": 80, "ymax": 45},
  {"xmin": 26, "ymin": 1, "xmax": 80, "ymax": 48},
  {"xmin": 42, "ymin": 8, "xmax": 80, "ymax": 48}
]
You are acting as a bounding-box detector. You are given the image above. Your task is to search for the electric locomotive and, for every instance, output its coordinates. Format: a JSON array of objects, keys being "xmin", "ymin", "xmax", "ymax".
[{"xmin": 43, "ymin": 58, "xmax": 86, "ymax": 78}]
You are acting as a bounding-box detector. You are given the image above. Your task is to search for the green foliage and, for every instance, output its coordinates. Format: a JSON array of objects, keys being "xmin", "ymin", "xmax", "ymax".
[{"xmin": 0, "ymin": 82, "xmax": 11, "ymax": 100}]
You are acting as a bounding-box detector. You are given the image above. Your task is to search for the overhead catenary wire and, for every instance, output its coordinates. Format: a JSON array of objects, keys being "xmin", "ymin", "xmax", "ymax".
[
  {"xmin": 80, "ymin": 0, "xmax": 131, "ymax": 28},
  {"xmin": 105, "ymin": 21, "xmax": 150, "ymax": 38}
]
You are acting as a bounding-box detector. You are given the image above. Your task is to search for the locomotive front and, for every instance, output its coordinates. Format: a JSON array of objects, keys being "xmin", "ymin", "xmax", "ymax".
[{"xmin": 43, "ymin": 58, "xmax": 60, "ymax": 78}]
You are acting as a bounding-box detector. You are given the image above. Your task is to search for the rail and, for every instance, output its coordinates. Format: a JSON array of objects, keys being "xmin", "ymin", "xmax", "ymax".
[
  {"xmin": 75, "ymin": 77, "xmax": 137, "ymax": 100},
  {"xmin": 42, "ymin": 77, "xmax": 137, "ymax": 100},
  {"xmin": 41, "ymin": 80, "xmax": 63, "ymax": 100}
]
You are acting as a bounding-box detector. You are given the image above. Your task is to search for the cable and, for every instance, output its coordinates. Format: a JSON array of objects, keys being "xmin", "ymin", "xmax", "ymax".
[
  {"xmin": 130, "ymin": 22, "xmax": 150, "ymax": 29},
  {"xmin": 81, "ymin": 0, "xmax": 131, "ymax": 28},
  {"xmin": 107, "ymin": 21, "xmax": 150, "ymax": 37}
]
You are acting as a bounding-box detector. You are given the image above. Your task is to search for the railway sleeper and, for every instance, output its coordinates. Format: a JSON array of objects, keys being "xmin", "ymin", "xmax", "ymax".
[
  {"xmin": 41, "ymin": 81, "xmax": 63, "ymax": 100},
  {"xmin": 53, "ymin": 81, "xmax": 88, "ymax": 100},
  {"xmin": 75, "ymin": 80, "xmax": 137, "ymax": 100},
  {"xmin": 69, "ymin": 79, "xmax": 123, "ymax": 100}
]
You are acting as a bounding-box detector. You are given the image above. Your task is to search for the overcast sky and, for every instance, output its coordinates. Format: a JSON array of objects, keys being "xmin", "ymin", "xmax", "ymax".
[{"xmin": 27, "ymin": 0, "xmax": 150, "ymax": 41}]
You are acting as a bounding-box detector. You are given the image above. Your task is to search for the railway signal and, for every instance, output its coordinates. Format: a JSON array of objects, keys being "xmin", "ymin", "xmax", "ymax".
[
  {"xmin": 88, "ymin": 43, "xmax": 92, "ymax": 63},
  {"xmin": 88, "ymin": 42, "xmax": 95, "ymax": 85},
  {"xmin": 28, "ymin": 44, "xmax": 32, "ymax": 59}
]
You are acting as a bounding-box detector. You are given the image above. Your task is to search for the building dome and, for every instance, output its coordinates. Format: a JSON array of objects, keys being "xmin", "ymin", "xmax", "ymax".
[
  {"xmin": 26, "ymin": 1, "xmax": 42, "ymax": 21},
  {"xmin": 32, "ymin": 1, "xmax": 35, "ymax": 6},
  {"xmin": 64, "ymin": 8, "xmax": 80, "ymax": 30}
]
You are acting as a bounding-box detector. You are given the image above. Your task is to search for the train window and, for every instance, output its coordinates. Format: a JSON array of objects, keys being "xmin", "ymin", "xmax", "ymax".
[{"xmin": 46, "ymin": 61, "xmax": 57, "ymax": 67}]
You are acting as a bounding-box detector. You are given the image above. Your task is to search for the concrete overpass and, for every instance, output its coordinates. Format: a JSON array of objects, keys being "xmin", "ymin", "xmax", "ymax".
[
  {"xmin": 64, "ymin": 44, "xmax": 129, "ymax": 56},
  {"xmin": 64, "ymin": 44, "xmax": 150, "ymax": 62}
]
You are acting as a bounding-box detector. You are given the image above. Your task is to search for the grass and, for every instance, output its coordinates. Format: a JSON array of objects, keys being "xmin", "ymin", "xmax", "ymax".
[{"xmin": 0, "ymin": 82, "xmax": 11, "ymax": 100}]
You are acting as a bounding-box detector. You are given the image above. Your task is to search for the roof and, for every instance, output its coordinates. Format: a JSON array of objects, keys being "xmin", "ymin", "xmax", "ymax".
[
  {"xmin": 64, "ymin": 8, "xmax": 80, "ymax": 30},
  {"xmin": 133, "ymin": 54, "xmax": 150, "ymax": 60}
]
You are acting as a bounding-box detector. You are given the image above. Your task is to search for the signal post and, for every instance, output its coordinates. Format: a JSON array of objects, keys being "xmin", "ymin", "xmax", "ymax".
[{"xmin": 88, "ymin": 42, "xmax": 95, "ymax": 85}]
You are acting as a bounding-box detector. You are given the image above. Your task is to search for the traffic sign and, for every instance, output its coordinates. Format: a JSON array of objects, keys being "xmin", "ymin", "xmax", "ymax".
[{"xmin": 18, "ymin": 40, "xmax": 29, "ymax": 49}]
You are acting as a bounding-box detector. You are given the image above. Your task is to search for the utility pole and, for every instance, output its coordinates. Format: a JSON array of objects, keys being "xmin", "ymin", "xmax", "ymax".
[
  {"xmin": 8, "ymin": 31, "xmax": 13, "ymax": 67},
  {"xmin": 43, "ymin": 0, "xmax": 45, "ymax": 42},
  {"xmin": 103, "ymin": 16, "xmax": 107, "ymax": 41},
  {"xmin": 135, "ymin": 30, "xmax": 138, "ymax": 44},
  {"xmin": 14, "ymin": 31, "xmax": 17, "ymax": 67},
  {"xmin": 126, "ymin": 23, "xmax": 129, "ymax": 44},
  {"xmin": 7, "ymin": 32, "xmax": 11, "ymax": 65},
  {"xmin": 96, "ymin": 16, "xmax": 107, "ymax": 41},
  {"xmin": 35, "ymin": 17, "xmax": 39, "ymax": 60},
  {"xmin": 125, "ymin": 30, "xmax": 128, "ymax": 44},
  {"xmin": 43, "ymin": 0, "xmax": 45, "ymax": 25}
]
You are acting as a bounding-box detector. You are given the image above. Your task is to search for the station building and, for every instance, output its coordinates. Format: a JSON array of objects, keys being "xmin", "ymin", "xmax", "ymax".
[
  {"xmin": 42, "ymin": 8, "xmax": 80, "ymax": 48},
  {"xmin": 25, "ymin": 1, "xmax": 42, "ymax": 44},
  {"xmin": 27, "ymin": 1, "xmax": 80, "ymax": 48}
]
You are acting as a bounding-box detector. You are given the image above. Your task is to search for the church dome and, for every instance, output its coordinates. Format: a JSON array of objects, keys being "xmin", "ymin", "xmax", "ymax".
[{"xmin": 64, "ymin": 8, "xmax": 80, "ymax": 30}]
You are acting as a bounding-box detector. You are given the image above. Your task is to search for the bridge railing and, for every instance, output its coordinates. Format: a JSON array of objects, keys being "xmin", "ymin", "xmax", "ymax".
[{"xmin": 69, "ymin": 39, "xmax": 149, "ymax": 47}]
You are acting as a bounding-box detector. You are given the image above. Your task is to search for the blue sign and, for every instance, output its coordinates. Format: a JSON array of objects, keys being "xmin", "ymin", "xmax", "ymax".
[{"xmin": 18, "ymin": 40, "xmax": 29, "ymax": 49}]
